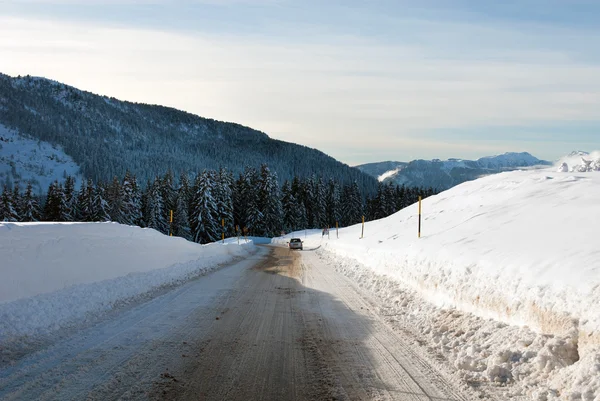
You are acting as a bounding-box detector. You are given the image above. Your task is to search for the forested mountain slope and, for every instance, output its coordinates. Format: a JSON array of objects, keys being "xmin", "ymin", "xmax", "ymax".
[{"xmin": 0, "ymin": 73, "xmax": 377, "ymax": 193}]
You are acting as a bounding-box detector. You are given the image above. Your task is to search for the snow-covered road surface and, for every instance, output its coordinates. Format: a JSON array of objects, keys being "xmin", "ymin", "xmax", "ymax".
[{"xmin": 0, "ymin": 245, "xmax": 470, "ymax": 400}]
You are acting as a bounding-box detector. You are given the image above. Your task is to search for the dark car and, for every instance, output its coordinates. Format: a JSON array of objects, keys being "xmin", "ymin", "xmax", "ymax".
[{"xmin": 288, "ymin": 238, "xmax": 303, "ymax": 250}]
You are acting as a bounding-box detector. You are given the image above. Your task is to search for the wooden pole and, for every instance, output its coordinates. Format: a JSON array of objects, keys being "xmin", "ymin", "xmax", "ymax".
[
  {"xmin": 360, "ymin": 216, "xmax": 364, "ymax": 239},
  {"xmin": 418, "ymin": 196, "xmax": 422, "ymax": 238}
]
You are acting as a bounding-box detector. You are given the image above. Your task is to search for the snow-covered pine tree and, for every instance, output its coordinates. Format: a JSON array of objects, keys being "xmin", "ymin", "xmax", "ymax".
[
  {"xmin": 91, "ymin": 182, "xmax": 111, "ymax": 222},
  {"xmin": 240, "ymin": 167, "xmax": 263, "ymax": 236},
  {"xmin": 43, "ymin": 181, "xmax": 69, "ymax": 221},
  {"xmin": 21, "ymin": 182, "xmax": 40, "ymax": 222},
  {"xmin": 311, "ymin": 176, "xmax": 327, "ymax": 229},
  {"xmin": 172, "ymin": 192, "xmax": 191, "ymax": 240},
  {"xmin": 11, "ymin": 183, "xmax": 23, "ymax": 221},
  {"xmin": 121, "ymin": 171, "xmax": 142, "ymax": 226},
  {"xmin": 326, "ymin": 178, "xmax": 340, "ymax": 228},
  {"xmin": 281, "ymin": 180, "xmax": 298, "ymax": 232},
  {"xmin": 179, "ymin": 172, "xmax": 192, "ymax": 219},
  {"xmin": 190, "ymin": 170, "xmax": 220, "ymax": 243},
  {"xmin": 384, "ymin": 183, "xmax": 397, "ymax": 216},
  {"xmin": 160, "ymin": 170, "xmax": 176, "ymax": 227},
  {"xmin": 146, "ymin": 178, "xmax": 168, "ymax": 233},
  {"xmin": 76, "ymin": 179, "xmax": 95, "ymax": 222},
  {"xmin": 140, "ymin": 179, "xmax": 153, "ymax": 228},
  {"xmin": 63, "ymin": 175, "xmax": 77, "ymax": 219},
  {"xmin": 256, "ymin": 164, "xmax": 282, "ymax": 236},
  {"xmin": 107, "ymin": 176, "xmax": 124, "ymax": 223},
  {"xmin": 290, "ymin": 177, "xmax": 308, "ymax": 230},
  {"xmin": 395, "ymin": 185, "xmax": 407, "ymax": 211},
  {"xmin": 340, "ymin": 181, "xmax": 363, "ymax": 227},
  {"xmin": 0, "ymin": 185, "xmax": 18, "ymax": 222},
  {"xmin": 232, "ymin": 174, "xmax": 244, "ymax": 231},
  {"xmin": 215, "ymin": 167, "xmax": 234, "ymax": 237}
]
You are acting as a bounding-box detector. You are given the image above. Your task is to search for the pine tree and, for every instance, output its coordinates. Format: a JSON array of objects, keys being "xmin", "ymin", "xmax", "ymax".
[
  {"xmin": 240, "ymin": 167, "xmax": 262, "ymax": 236},
  {"xmin": 172, "ymin": 192, "xmax": 191, "ymax": 240},
  {"xmin": 256, "ymin": 164, "xmax": 282, "ymax": 236},
  {"xmin": 310, "ymin": 176, "xmax": 326, "ymax": 229},
  {"xmin": 0, "ymin": 186, "xmax": 18, "ymax": 222},
  {"xmin": 190, "ymin": 170, "xmax": 220, "ymax": 243},
  {"xmin": 42, "ymin": 181, "xmax": 69, "ymax": 221},
  {"xmin": 121, "ymin": 171, "xmax": 142, "ymax": 226},
  {"xmin": 325, "ymin": 178, "xmax": 340, "ymax": 227},
  {"xmin": 340, "ymin": 181, "xmax": 363, "ymax": 227},
  {"xmin": 21, "ymin": 182, "xmax": 40, "ymax": 222},
  {"xmin": 179, "ymin": 172, "xmax": 192, "ymax": 218},
  {"xmin": 290, "ymin": 177, "xmax": 308, "ymax": 230},
  {"xmin": 160, "ymin": 170, "xmax": 176, "ymax": 227},
  {"xmin": 11, "ymin": 183, "xmax": 23, "ymax": 221},
  {"xmin": 91, "ymin": 182, "xmax": 111, "ymax": 222},
  {"xmin": 146, "ymin": 178, "xmax": 167, "ymax": 233},
  {"xmin": 76, "ymin": 179, "xmax": 95, "ymax": 222},
  {"xmin": 107, "ymin": 176, "xmax": 124, "ymax": 223},
  {"xmin": 281, "ymin": 180, "xmax": 298, "ymax": 232},
  {"xmin": 63, "ymin": 175, "xmax": 77, "ymax": 219},
  {"xmin": 215, "ymin": 167, "xmax": 234, "ymax": 237}
]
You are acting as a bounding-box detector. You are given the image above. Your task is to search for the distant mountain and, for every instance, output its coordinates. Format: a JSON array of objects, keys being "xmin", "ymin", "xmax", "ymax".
[
  {"xmin": 356, "ymin": 152, "xmax": 551, "ymax": 190},
  {"xmin": 0, "ymin": 73, "xmax": 377, "ymax": 194}
]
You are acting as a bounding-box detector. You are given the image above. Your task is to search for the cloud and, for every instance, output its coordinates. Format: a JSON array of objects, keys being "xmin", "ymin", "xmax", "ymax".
[{"xmin": 1, "ymin": 7, "xmax": 600, "ymax": 164}]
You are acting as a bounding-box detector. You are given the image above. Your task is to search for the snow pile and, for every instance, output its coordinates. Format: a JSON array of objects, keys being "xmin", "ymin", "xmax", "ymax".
[
  {"xmin": 556, "ymin": 151, "xmax": 600, "ymax": 173},
  {"xmin": 0, "ymin": 222, "xmax": 254, "ymax": 340},
  {"xmin": 274, "ymin": 160, "xmax": 600, "ymax": 400}
]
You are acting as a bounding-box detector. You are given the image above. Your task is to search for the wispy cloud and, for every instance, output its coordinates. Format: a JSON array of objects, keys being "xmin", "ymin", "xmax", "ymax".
[{"xmin": 1, "ymin": 1, "xmax": 600, "ymax": 163}]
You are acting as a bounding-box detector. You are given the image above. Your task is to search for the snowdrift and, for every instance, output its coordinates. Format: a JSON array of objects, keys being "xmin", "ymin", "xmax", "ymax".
[
  {"xmin": 276, "ymin": 166, "xmax": 600, "ymax": 399},
  {"xmin": 0, "ymin": 222, "xmax": 254, "ymax": 339},
  {"xmin": 276, "ymin": 168, "xmax": 600, "ymax": 351}
]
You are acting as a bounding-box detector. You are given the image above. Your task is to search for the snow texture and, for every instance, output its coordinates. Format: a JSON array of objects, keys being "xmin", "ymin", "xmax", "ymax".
[
  {"xmin": 275, "ymin": 157, "xmax": 600, "ymax": 400},
  {"xmin": 0, "ymin": 124, "xmax": 81, "ymax": 194},
  {"xmin": 0, "ymin": 222, "xmax": 255, "ymax": 341}
]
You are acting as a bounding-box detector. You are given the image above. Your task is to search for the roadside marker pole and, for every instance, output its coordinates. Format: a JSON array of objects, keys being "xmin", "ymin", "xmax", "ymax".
[
  {"xmin": 336, "ymin": 221, "xmax": 339, "ymax": 239},
  {"xmin": 236, "ymin": 225, "xmax": 240, "ymax": 245},
  {"xmin": 169, "ymin": 210, "xmax": 173, "ymax": 236},
  {"xmin": 222, "ymin": 219, "xmax": 225, "ymax": 243},
  {"xmin": 360, "ymin": 216, "xmax": 364, "ymax": 239},
  {"xmin": 418, "ymin": 196, "xmax": 422, "ymax": 238}
]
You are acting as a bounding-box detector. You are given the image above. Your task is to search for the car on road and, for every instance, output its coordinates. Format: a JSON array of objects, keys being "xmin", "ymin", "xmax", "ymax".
[{"xmin": 288, "ymin": 238, "xmax": 303, "ymax": 250}]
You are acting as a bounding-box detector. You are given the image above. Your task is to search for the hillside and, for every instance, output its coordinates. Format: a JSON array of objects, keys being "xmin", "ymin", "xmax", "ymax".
[
  {"xmin": 0, "ymin": 73, "xmax": 377, "ymax": 193},
  {"xmin": 356, "ymin": 152, "xmax": 550, "ymax": 190}
]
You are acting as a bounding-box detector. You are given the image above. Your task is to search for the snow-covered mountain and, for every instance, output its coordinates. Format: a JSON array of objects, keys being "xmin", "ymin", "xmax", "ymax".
[
  {"xmin": 0, "ymin": 124, "xmax": 81, "ymax": 194},
  {"xmin": 356, "ymin": 152, "xmax": 551, "ymax": 190},
  {"xmin": 0, "ymin": 73, "xmax": 377, "ymax": 193}
]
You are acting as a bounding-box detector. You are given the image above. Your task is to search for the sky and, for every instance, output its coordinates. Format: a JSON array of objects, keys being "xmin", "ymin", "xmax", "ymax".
[{"xmin": 1, "ymin": 0, "xmax": 600, "ymax": 165}]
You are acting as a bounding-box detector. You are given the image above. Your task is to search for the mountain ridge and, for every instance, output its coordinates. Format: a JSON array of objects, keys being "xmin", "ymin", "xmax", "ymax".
[
  {"xmin": 0, "ymin": 73, "xmax": 378, "ymax": 194},
  {"xmin": 356, "ymin": 152, "xmax": 551, "ymax": 190}
]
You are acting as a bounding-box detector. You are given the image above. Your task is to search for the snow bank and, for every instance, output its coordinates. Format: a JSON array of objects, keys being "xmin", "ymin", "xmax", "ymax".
[
  {"xmin": 0, "ymin": 222, "xmax": 254, "ymax": 339},
  {"xmin": 274, "ymin": 162, "xmax": 600, "ymax": 399}
]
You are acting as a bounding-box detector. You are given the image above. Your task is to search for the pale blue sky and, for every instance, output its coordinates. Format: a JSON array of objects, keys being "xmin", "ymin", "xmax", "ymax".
[{"xmin": 1, "ymin": 0, "xmax": 599, "ymax": 164}]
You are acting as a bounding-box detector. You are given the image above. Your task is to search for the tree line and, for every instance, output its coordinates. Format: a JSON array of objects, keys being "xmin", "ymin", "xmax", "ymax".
[{"xmin": 0, "ymin": 165, "xmax": 437, "ymax": 243}]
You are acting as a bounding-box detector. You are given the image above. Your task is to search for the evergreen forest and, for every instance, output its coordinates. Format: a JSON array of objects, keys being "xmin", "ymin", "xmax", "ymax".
[{"xmin": 0, "ymin": 165, "xmax": 437, "ymax": 243}]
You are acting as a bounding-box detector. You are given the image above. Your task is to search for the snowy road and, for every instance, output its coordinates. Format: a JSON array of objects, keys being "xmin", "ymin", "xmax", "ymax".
[{"xmin": 0, "ymin": 245, "xmax": 468, "ymax": 401}]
